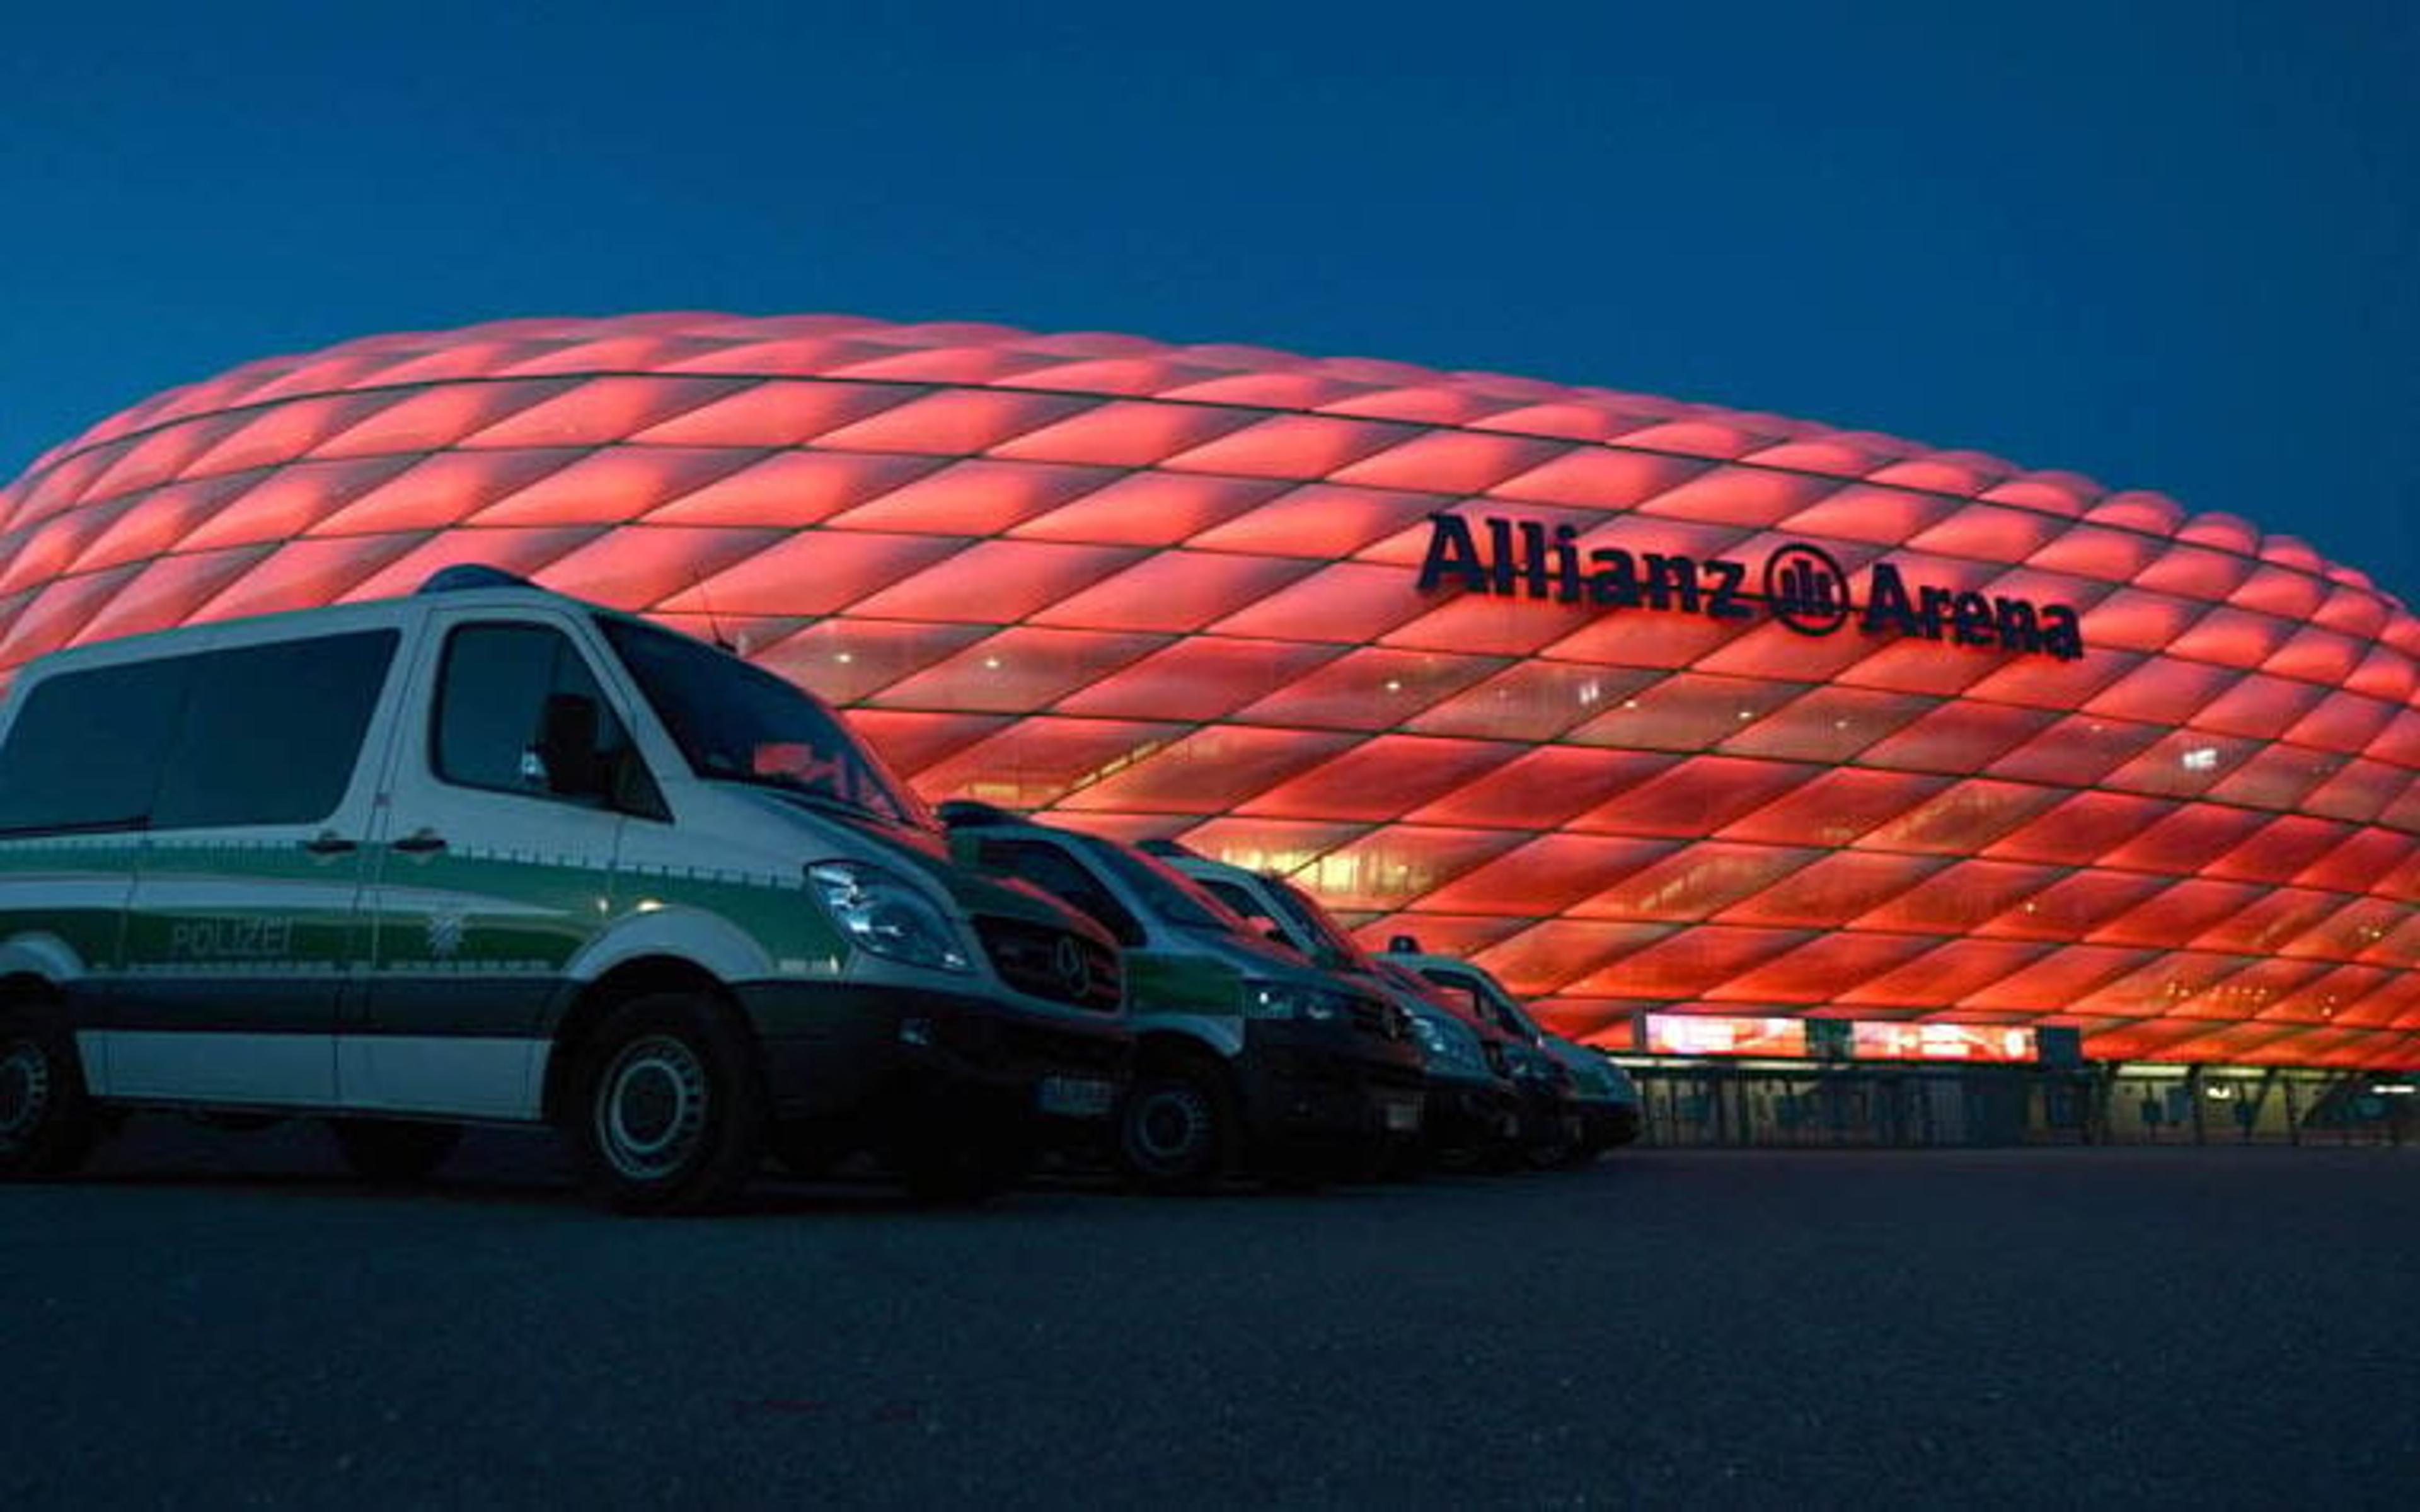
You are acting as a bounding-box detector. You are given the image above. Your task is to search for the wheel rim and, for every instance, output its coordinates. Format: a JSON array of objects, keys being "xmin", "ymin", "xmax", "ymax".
[
  {"xmin": 594, "ymin": 1034, "xmax": 710, "ymax": 1182},
  {"xmin": 1127, "ymin": 1084, "xmax": 1213, "ymax": 1171},
  {"xmin": 0, "ymin": 1040, "xmax": 50, "ymax": 1147}
]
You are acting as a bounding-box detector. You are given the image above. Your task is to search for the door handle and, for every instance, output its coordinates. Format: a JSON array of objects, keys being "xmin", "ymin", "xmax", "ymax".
[
  {"xmin": 390, "ymin": 828, "xmax": 449, "ymax": 854},
  {"xmin": 302, "ymin": 832, "xmax": 358, "ymax": 856}
]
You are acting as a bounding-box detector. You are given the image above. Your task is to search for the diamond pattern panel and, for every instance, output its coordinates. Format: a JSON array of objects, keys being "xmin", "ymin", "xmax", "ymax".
[{"xmin": 1, "ymin": 312, "xmax": 2414, "ymax": 1067}]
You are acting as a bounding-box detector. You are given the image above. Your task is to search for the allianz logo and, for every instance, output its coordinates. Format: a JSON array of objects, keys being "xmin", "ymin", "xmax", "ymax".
[{"xmin": 1416, "ymin": 513, "xmax": 2087, "ymax": 662}]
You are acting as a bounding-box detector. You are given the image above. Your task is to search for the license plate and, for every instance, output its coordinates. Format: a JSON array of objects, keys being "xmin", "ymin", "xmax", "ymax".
[
  {"xmin": 1383, "ymin": 1098, "xmax": 1422, "ymax": 1133},
  {"xmin": 1037, "ymin": 1076, "xmax": 1115, "ymax": 1119}
]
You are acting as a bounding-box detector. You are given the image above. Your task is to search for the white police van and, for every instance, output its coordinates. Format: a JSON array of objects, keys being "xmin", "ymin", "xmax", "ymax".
[{"xmin": 0, "ymin": 568, "xmax": 1127, "ymax": 1211}]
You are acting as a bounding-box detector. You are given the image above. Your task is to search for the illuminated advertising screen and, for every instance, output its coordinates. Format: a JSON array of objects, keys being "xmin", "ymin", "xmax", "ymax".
[
  {"xmin": 1852, "ymin": 1022, "xmax": 2039, "ymax": 1063},
  {"xmin": 1642, "ymin": 1014, "xmax": 1809, "ymax": 1058}
]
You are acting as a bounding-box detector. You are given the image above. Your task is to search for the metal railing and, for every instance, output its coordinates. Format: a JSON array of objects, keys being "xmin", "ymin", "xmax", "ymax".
[{"xmin": 1627, "ymin": 1064, "xmax": 2415, "ymax": 1149}]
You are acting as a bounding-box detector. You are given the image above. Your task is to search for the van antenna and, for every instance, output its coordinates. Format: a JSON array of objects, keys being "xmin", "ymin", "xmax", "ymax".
[{"xmin": 690, "ymin": 565, "xmax": 739, "ymax": 655}]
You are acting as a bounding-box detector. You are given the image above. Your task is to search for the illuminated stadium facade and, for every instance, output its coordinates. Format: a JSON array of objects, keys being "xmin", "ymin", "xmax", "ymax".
[{"xmin": 1, "ymin": 313, "xmax": 2414, "ymax": 1077}]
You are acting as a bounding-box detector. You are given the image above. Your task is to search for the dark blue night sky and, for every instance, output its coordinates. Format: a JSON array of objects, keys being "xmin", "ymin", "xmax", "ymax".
[{"xmin": 3, "ymin": 1, "xmax": 2414, "ymax": 603}]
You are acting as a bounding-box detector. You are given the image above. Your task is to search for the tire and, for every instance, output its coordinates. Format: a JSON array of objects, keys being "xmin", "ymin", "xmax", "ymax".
[
  {"xmin": 330, "ymin": 1118, "xmax": 462, "ymax": 1184},
  {"xmin": 1115, "ymin": 1060, "xmax": 1233, "ymax": 1196},
  {"xmin": 565, "ymin": 992, "xmax": 767, "ymax": 1215},
  {"xmin": 0, "ymin": 1007, "xmax": 100, "ymax": 1181}
]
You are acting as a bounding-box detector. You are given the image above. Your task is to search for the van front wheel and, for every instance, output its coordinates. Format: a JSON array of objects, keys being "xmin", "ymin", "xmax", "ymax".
[
  {"xmin": 0, "ymin": 1009, "xmax": 100, "ymax": 1180},
  {"xmin": 1116, "ymin": 1061, "xmax": 1233, "ymax": 1195},
  {"xmin": 567, "ymin": 994, "xmax": 766, "ymax": 1215}
]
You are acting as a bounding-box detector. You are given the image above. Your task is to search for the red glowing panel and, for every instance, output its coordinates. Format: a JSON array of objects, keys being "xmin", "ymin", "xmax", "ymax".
[
  {"xmin": 752, "ymin": 619, "xmax": 991, "ymax": 705},
  {"xmin": 1190, "ymin": 484, "xmax": 1449, "ymax": 560},
  {"xmin": 1567, "ymin": 673, "xmax": 1802, "ymax": 753},
  {"xmin": 813, "ymin": 389, "xmax": 1093, "ymax": 455},
  {"xmin": 532, "ymin": 526, "xmax": 785, "ymax": 612},
  {"xmin": 1958, "ymin": 946, "xmax": 2160, "ymax": 1013},
  {"xmin": 337, "ymin": 527, "xmax": 606, "ymax": 603},
  {"xmin": 1855, "ymin": 860, "xmax": 2065, "ymax": 935},
  {"xmin": 1576, "ymin": 846, "xmax": 1817, "ymax": 924},
  {"xmin": 67, "ymin": 475, "xmax": 255, "ymax": 575},
  {"xmin": 1236, "ymin": 735, "xmax": 1517, "ymax": 823},
  {"xmin": 1329, "ymin": 432, "xmax": 1567, "ymax": 495},
  {"xmin": 1721, "ymin": 767, "xmax": 1957, "ymax": 849},
  {"xmin": 1412, "ymin": 834, "xmax": 1685, "ymax": 918},
  {"xmin": 1473, "ymin": 920, "xmax": 1671, "ymax": 997},
  {"xmin": 183, "ymin": 392, "xmax": 403, "ymax": 479},
  {"xmin": 310, "ymin": 379, "xmax": 581, "ymax": 458},
  {"xmin": 1051, "ymin": 637, "xmax": 1343, "ymax": 723},
  {"xmin": 1834, "ymin": 939, "xmax": 2056, "ymax": 1009},
  {"xmin": 1191, "ymin": 561, "xmax": 1429, "ymax": 646},
  {"xmin": 626, "ymin": 381, "xmax": 925, "ymax": 447},
  {"xmin": 1773, "ymin": 484, "xmax": 1959, "ymax": 546},
  {"xmin": 1975, "ymin": 869, "xmax": 2172, "ymax": 941},
  {"xmin": 868, "ymin": 627, "xmax": 1168, "ymax": 714},
  {"xmin": 1053, "ymin": 726, "xmax": 1361, "ymax": 815},
  {"xmin": 846, "ymin": 541, "xmax": 1146, "ymax": 624},
  {"xmin": 1568, "ymin": 756, "xmax": 1810, "ymax": 839},
  {"xmin": 1160, "ymin": 415, "xmax": 1417, "ymax": 481},
  {"xmin": 1712, "ymin": 933, "xmax": 1941, "ymax": 1003},
  {"xmin": 468, "ymin": 449, "xmax": 759, "ymax": 529},
  {"xmin": 1487, "ymin": 448, "xmax": 1710, "ymax": 510},
  {"xmin": 178, "ymin": 457, "xmax": 418, "ymax": 551},
  {"xmin": 1405, "ymin": 745, "xmax": 1676, "ymax": 830},
  {"xmin": 1292, "ymin": 825, "xmax": 1528, "ymax": 911},
  {"xmin": 989, "ymin": 399, "xmax": 1261, "ymax": 469},
  {"xmin": 77, "ymin": 415, "xmax": 251, "ymax": 505},
  {"xmin": 1407, "ymin": 663, "xmax": 1662, "ymax": 743},
  {"xmin": 662, "ymin": 531, "xmax": 961, "ymax": 617},
  {"xmin": 1857, "ymin": 701, "xmax": 2063, "ymax": 774},
  {"xmin": 1852, "ymin": 779, "xmax": 2066, "ymax": 856},
  {"xmin": 907, "ymin": 717, "xmax": 1187, "ymax": 811},
  {"xmin": 1378, "ymin": 592, "xmax": 1600, "ymax": 659},
  {"xmin": 454, "ymin": 377, "xmax": 752, "ymax": 450},
  {"xmin": 1233, "ymin": 647, "xmax": 1504, "ymax": 733},
  {"xmin": 1642, "ymin": 1014, "xmax": 1809, "ymax": 1058},
  {"xmin": 74, "ymin": 547, "xmax": 277, "ymax": 644}
]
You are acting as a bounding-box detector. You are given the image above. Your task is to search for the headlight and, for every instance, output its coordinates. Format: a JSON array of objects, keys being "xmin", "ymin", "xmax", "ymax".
[
  {"xmin": 1242, "ymin": 980, "xmax": 1354, "ymax": 1022},
  {"xmin": 1409, "ymin": 1012, "xmax": 1487, "ymax": 1073},
  {"xmin": 807, "ymin": 861, "xmax": 972, "ymax": 973}
]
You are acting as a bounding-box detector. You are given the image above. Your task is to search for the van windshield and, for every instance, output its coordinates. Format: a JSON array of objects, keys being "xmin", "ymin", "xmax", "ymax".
[
  {"xmin": 1091, "ymin": 843, "xmax": 1248, "ymax": 934},
  {"xmin": 599, "ymin": 617, "xmax": 931, "ymax": 832},
  {"xmin": 1265, "ymin": 878, "xmax": 1376, "ymax": 973}
]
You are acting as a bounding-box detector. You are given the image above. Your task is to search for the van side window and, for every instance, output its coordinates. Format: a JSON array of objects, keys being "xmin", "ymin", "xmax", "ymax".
[
  {"xmin": 0, "ymin": 658, "xmax": 193, "ymax": 834},
  {"xmin": 979, "ymin": 840, "xmax": 1144, "ymax": 947},
  {"xmin": 151, "ymin": 631, "xmax": 398, "ymax": 829},
  {"xmin": 434, "ymin": 624, "xmax": 633, "ymax": 805}
]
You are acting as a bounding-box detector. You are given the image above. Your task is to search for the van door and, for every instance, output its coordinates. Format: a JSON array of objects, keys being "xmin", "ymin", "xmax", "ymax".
[
  {"xmin": 109, "ymin": 630, "xmax": 402, "ymax": 1106},
  {"xmin": 0, "ymin": 655, "xmax": 190, "ymax": 1090},
  {"xmin": 345, "ymin": 614, "xmax": 630, "ymax": 1120}
]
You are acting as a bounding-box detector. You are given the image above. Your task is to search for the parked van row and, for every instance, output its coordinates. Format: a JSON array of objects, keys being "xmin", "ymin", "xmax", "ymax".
[{"xmin": 0, "ymin": 573, "xmax": 1634, "ymax": 1213}]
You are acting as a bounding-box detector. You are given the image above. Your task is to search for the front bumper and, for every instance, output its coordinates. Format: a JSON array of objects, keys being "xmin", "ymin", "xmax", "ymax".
[
  {"xmin": 738, "ymin": 980, "xmax": 1130, "ymax": 1123},
  {"xmin": 1235, "ymin": 1019, "xmax": 1428, "ymax": 1162},
  {"xmin": 1422, "ymin": 1072, "xmax": 1523, "ymax": 1156},
  {"xmin": 1581, "ymin": 1101, "xmax": 1642, "ymax": 1149}
]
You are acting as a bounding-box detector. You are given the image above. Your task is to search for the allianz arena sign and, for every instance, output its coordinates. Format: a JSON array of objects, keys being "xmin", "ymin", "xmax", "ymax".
[{"xmin": 1418, "ymin": 512, "xmax": 2089, "ymax": 660}]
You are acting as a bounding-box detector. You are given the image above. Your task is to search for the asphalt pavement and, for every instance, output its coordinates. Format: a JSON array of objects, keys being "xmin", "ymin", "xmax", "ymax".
[{"xmin": 3, "ymin": 1121, "xmax": 2416, "ymax": 1509}]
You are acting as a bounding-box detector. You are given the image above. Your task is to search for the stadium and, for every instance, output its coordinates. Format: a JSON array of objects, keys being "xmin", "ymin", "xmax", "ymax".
[{"xmin": 1, "ymin": 312, "xmax": 2412, "ymax": 1137}]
